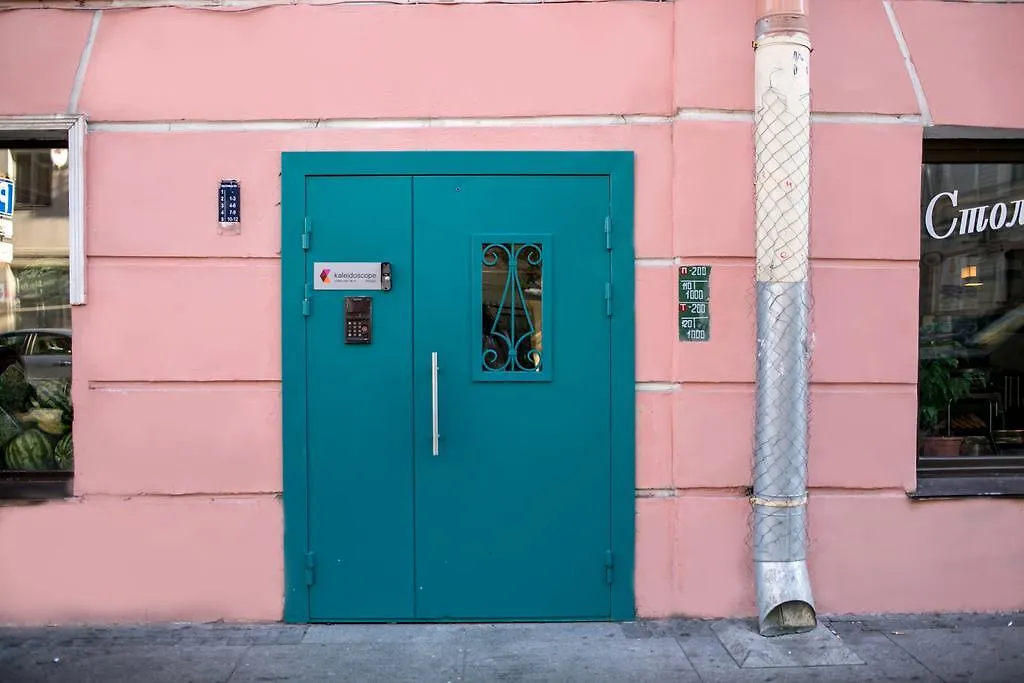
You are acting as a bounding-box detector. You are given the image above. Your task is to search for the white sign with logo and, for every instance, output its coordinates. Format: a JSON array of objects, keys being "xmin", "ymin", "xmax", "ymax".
[
  {"xmin": 313, "ymin": 262, "xmax": 383, "ymax": 290},
  {"xmin": 0, "ymin": 241, "xmax": 14, "ymax": 264},
  {"xmin": 925, "ymin": 189, "xmax": 1024, "ymax": 240}
]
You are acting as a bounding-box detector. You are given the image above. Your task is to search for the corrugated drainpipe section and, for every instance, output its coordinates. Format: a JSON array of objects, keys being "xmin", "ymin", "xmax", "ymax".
[{"xmin": 751, "ymin": 0, "xmax": 817, "ymax": 637}]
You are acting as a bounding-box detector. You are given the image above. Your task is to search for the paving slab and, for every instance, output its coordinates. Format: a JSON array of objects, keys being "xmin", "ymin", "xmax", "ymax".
[
  {"xmin": 829, "ymin": 612, "xmax": 1024, "ymax": 632},
  {"xmin": 711, "ymin": 619, "xmax": 864, "ymax": 668},
  {"xmin": 885, "ymin": 625, "xmax": 1024, "ymax": 683},
  {"xmin": 227, "ymin": 643, "xmax": 462, "ymax": 683},
  {"xmin": 0, "ymin": 644, "xmax": 243, "ymax": 683},
  {"xmin": 459, "ymin": 623, "xmax": 697, "ymax": 683},
  {"xmin": 0, "ymin": 624, "xmax": 308, "ymax": 648},
  {"xmin": 303, "ymin": 623, "xmax": 468, "ymax": 645},
  {"xmin": 661, "ymin": 619, "xmax": 940, "ymax": 683},
  {"xmin": 814, "ymin": 624, "xmax": 944, "ymax": 683},
  {"xmin": 459, "ymin": 622, "xmax": 674, "ymax": 648}
]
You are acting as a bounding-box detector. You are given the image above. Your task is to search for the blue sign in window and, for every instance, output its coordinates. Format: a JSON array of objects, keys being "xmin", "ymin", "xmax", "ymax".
[{"xmin": 0, "ymin": 178, "xmax": 14, "ymax": 219}]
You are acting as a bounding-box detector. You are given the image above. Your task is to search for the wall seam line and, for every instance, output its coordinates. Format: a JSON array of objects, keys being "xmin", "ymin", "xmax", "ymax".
[
  {"xmin": 667, "ymin": 2, "xmax": 679, "ymax": 537},
  {"xmin": 60, "ymin": 492, "xmax": 282, "ymax": 501},
  {"xmin": 68, "ymin": 10, "xmax": 102, "ymax": 114},
  {"xmin": 881, "ymin": 0, "xmax": 933, "ymax": 126}
]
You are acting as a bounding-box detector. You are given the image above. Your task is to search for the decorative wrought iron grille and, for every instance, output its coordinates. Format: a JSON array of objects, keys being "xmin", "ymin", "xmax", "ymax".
[{"xmin": 480, "ymin": 242, "xmax": 544, "ymax": 375}]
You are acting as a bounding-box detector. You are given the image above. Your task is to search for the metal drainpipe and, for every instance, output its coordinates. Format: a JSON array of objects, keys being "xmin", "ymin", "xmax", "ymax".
[{"xmin": 751, "ymin": 0, "xmax": 817, "ymax": 637}]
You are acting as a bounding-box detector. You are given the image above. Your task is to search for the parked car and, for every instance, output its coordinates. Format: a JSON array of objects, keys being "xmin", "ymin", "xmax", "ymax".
[{"xmin": 0, "ymin": 328, "xmax": 71, "ymax": 380}]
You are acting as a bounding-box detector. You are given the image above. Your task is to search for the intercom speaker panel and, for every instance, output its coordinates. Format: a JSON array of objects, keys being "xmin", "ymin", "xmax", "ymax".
[{"xmin": 344, "ymin": 296, "xmax": 373, "ymax": 344}]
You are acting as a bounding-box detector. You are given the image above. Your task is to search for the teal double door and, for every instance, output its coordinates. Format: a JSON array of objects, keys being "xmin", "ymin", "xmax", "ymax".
[{"xmin": 283, "ymin": 153, "xmax": 634, "ymax": 623}]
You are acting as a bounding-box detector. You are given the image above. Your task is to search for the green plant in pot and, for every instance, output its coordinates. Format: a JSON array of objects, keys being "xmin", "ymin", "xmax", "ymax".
[{"xmin": 918, "ymin": 354, "xmax": 973, "ymax": 456}]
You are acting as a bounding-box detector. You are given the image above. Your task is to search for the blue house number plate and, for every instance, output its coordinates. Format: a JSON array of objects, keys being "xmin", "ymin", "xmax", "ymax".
[{"xmin": 218, "ymin": 180, "xmax": 240, "ymax": 224}]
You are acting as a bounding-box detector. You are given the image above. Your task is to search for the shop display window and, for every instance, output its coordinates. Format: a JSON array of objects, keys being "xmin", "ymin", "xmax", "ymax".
[
  {"xmin": 918, "ymin": 140, "xmax": 1024, "ymax": 494},
  {"xmin": 0, "ymin": 143, "xmax": 73, "ymax": 500}
]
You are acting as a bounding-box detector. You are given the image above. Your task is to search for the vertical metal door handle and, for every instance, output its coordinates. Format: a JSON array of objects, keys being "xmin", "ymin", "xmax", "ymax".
[{"xmin": 431, "ymin": 352, "xmax": 440, "ymax": 456}]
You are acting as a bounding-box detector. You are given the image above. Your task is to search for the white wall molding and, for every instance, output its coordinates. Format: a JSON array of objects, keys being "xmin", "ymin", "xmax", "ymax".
[
  {"xmin": 811, "ymin": 112, "xmax": 922, "ymax": 125},
  {"xmin": 88, "ymin": 110, "xmax": 922, "ymax": 133},
  {"xmin": 89, "ymin": 114, "xmax": 667, "ymax": 133},
  {"xmin": 636, "ymin": 382, "xmax": 678, "ymax": 393},
  {"xmin": 674, "ymin": 109, "xmax": 753, "ymax": 123},
  {"xmin": 2, "ymin": 0, "xmax": 666, "ymax": 9},
  {"xmin": 0, "ymin": 115, "xmax": 87, "ymax": 305}
]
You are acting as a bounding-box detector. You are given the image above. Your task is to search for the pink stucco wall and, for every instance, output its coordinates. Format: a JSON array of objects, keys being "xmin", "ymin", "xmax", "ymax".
[{"xmin": 1, "ymin": 0, "xmax": 1023, "ymax": 624}]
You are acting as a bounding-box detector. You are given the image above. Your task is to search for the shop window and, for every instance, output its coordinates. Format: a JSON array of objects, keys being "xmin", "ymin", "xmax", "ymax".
[
  {"xmin": 0, "ymin": 141, "xmax": 74, "ymax": 500},
  {"xmin": 916, "ymin": 140, "xmax": 1024, "ymax": 497}
]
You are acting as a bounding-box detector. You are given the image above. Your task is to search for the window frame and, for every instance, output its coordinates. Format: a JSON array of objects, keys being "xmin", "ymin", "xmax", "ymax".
[
  {"xmin": 0, "ymin": 117, "xmax": 86, "ymax": 305},
  {"xmin": 0, "ymin": 116, "xmax": 85, "ymax": 503},
  {"xmin": 914, "ymin": 137, "xmax": 1024, "ymax": 499}
]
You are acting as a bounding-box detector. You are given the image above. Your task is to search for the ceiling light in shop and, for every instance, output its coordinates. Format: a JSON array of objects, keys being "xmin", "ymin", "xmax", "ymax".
[
  {"xmin": 961, "ymin": 264, "xmax": 983, "ymax": 287},
  {"xmin": 50, "ymin": 149, "xmax": 68, "ymax": 169}
]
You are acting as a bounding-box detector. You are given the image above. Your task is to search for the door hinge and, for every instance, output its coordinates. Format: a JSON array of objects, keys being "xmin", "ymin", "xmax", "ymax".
[
  {"xmin": 302, "ymin": 283, "xmax": 312, "ymax": 317},
  {"xmin": 604, "ymin": 215, "xmax": 612, "ymax": 251},
  {"xmin": 302, "ymin": 217, "xmax": 312, "ymax": 250},
  {"xmin": 605, "ymin": 550, "xmax": 615, "ymax": 585},
  {"xmin": 604, "ymin": 282, "xmax": 612, "ymax": 317},
  {"xmin": 305, "ymin": 551, "xmax": 316, "ymax": 586}
]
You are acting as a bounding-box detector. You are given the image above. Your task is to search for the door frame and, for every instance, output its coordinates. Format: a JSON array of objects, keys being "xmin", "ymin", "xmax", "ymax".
[{"xmin": 281, "ymin": 151, "xmax": 636, "ymax": 623}]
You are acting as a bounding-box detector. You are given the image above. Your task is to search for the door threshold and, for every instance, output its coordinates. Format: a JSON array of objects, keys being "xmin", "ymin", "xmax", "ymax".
[{"xmin": 304, "ymin": 617, "xmax": 618, "ymax": 625}]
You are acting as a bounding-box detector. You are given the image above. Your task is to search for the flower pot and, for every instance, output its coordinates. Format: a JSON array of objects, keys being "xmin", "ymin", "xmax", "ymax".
[{"xmin": 921, "ymin": 436, "xmax": 964, "ymax": 457}]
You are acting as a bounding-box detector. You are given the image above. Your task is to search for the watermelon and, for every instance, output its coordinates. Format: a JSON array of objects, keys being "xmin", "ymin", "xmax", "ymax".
[
  {"xmin": 4, "ymin": 428, "xmax": 55, "ymax": 471},
  {"xmin": 0, "ymin": 406, "xmax": 22, "ymax": 451},
  {"xmin": 0, "ymin": 363, "xmax": 32, "ymax": 412},
  {"xmin": 30, "ymin": 379, "xmax": 71, "ymax": 413},
  {"xmin": 29, "ymin": 379, "xmax": 72, "ymax": 433},
  {"xmin": 54, "ymin": 433, "xmax": 73, "ymax": 471}
]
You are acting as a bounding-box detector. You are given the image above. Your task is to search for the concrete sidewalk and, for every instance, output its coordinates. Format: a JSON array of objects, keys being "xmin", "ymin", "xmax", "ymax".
[{"xmin": 1, "ymin": 612, "xmax": 1022, "ymax": 682}]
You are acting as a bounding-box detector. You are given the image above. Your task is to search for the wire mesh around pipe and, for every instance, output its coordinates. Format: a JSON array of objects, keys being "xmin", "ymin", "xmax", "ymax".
[{"xmin": 751, "ymin": 32, "xmax": 816, "ymax": 636}]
